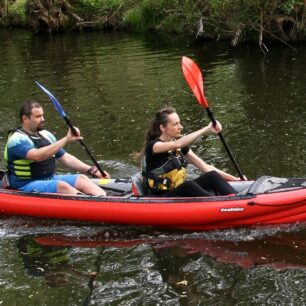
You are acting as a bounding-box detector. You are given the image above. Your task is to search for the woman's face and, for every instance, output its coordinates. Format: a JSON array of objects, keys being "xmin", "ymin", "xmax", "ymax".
[{"xmin": 160, "ymin": 112, "xmax": 183, "ymax": 139}]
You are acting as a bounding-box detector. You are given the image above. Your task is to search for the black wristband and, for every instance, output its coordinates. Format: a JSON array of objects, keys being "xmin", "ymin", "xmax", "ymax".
[{"xmin": 87, "ymin": 166, "xmax": 99, "ymax": 178}]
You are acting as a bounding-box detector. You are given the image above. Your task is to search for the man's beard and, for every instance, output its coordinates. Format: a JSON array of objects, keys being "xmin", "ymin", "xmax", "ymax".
[{"xmin": 37, "ymin": 123, "xmax": 44, "ymax": 131}]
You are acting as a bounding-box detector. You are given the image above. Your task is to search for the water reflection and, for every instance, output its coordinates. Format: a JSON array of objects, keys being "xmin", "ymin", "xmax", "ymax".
[
  {"xmin": 33, "ymin": 230, "xmax": 306, "ymax": 270},
  {"xmin": 15, "ymin": 228, "xmax": 306, "ymax": 305},
  {"xmin": 1, "ymin": 215, "xmax": 306, "ymax": 304},
  {"xmin": 17, "ymin": 235, "xmax": 92, "ymax": 287}
]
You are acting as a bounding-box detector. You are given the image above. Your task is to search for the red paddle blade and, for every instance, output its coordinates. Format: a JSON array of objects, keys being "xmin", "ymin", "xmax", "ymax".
[{"xmin": 182, "ymin": 56, "xmax": 208, "ymax": 108}]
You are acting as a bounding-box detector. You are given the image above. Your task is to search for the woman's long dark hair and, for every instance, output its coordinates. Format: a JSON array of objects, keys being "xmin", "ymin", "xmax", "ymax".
[
  {"xmin": 145, "ymin": 106, "xmax": 176, "ymax": 141},
  {"xmin": 132, "ymin": 106, "xmax": 176, "ymax": 164}
]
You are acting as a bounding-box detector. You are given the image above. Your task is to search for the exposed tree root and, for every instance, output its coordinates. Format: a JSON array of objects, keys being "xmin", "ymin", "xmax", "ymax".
[{"xmin": 27, "ymin": 0, "xmax": 83, "ymax": 33}]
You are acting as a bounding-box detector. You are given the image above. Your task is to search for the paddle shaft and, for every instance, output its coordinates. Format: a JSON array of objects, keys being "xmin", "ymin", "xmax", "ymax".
[
  {"xmin": 63, "ymin": 116, "xmax": 106, "ymax": 177},
  {"xmin": 205, "ymin": 107, "xmax": 244, "ymax": 180},
  {"xmin": 181, "ymin": 57, "xmax": 245, "ymax": 180}
]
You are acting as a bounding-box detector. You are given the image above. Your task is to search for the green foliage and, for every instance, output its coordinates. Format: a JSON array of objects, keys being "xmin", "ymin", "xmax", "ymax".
[
  {"xmin": 124, "ymin": 0, "xmax": 181, "ymax": 32},
  {"xmin": 8, "ymin": 0, "xmax": 27, "ymax": 25},
  {"xmin": 280, "ymin": 0, "xmax": 296, "ymax": 14},
  {"xmin": 1, "ymin": 0, "xmax": 305, "ymax": 42},
  {"xmin": 71, "ymin": 0, "xmax": 126, "ymax": 29},
  {"xmin": 75, "ymin": 0, "xmax": 122, "ymax": 13},
  {"xmin": 86, "ymin": 0, "xmax": 306, "ymax": 40},
  {"xmin": 71, "ymin": 0, "xmax": 124, "ymax": 19},
  {"xmin": 123, "ymin": 7, "xmax": 143, "ymax": 31}
]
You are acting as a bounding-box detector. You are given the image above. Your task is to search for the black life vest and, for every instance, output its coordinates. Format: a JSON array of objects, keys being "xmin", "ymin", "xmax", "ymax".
[
  {"xmin": 143, "ymin": 149, "xmax": 188, "ymax": 192},
  {"xmin": 5, "ymin": 129, "xmax": 56, "ymax": 180}
]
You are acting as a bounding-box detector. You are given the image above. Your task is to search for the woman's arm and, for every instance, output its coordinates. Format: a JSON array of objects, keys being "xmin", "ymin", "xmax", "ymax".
[
  {"xmin": 153, "ymin": 122, "xmax": 222, "ymax": 154},
  {"xmin": 185, "ymin": 149, "xmax": 239, "ymax": 181}
]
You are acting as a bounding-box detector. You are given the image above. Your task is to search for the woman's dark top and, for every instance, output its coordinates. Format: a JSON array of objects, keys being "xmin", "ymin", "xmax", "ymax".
[{"xmin": 144, "ymin": 139, "xmax": 190, "ymax": 173}]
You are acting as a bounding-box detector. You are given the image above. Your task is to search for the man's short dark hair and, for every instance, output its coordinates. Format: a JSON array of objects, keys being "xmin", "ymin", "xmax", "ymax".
[{"xmin": 19, "ymin": 101, "xmax": 42, "ymax": 122}]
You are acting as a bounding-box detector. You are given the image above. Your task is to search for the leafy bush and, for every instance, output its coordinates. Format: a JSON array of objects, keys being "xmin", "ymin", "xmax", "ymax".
[
  {"xmin": 8, "ymin": 0, "xmax": 27, "ymax": 25},
  {"xmin": 75, "ymin": 0, "xmax": 120, "ymax": 13},
  {"xmin": 1, "ymin": 0, "xmax": 305, "ymax": 43},
  {"xmin": 123, "ymin": 7, "xmax": 143, "ymax": 31}
]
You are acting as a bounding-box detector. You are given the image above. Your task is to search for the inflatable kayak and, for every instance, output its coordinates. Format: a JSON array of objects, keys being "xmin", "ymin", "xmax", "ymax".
[{"xmin": 1, "ymin": 175, "xmax": 306, "ymax": 230}]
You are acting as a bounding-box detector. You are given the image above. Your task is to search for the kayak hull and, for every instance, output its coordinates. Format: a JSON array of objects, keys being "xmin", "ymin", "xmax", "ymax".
[{"xmin": 1, "ymin": 186, "xmax": 306, "ymax": 230}]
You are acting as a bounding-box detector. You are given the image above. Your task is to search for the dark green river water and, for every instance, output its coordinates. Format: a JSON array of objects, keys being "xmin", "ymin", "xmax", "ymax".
[{"xmin": 2, "ymin": 29, "xmax": 306, "ymax": 305}]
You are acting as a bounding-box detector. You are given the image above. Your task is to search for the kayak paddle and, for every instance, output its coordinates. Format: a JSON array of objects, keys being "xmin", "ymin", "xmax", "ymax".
[
  {"xmin": 182, "ymin": 56, "xmax": 245, "ymax": 180},
  {"xmin": 35, "ymin": 81, "xmax": 106, "ymax": 177}
]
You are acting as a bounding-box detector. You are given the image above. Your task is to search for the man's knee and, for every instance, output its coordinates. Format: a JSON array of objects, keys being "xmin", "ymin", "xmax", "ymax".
[
  {"xmin": 75, "ymin": 174, "xmax": 105, "ymax": 196},
  {"xmin": 57, "ymin": 181, "xmax": 77, "ymax": 194},
  {"xmin": 76, "ymin": 174, "xmax": 92, "ymax": 185}
]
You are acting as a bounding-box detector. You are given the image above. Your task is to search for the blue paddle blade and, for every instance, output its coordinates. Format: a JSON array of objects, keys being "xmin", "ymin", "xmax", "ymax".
[{"xmin": 35, "ymin": 81, "xmax": 67, "ymax": 118}]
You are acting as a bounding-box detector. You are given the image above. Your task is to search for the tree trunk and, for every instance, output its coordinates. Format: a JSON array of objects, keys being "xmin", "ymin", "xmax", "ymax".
[{"xmin": 4, "ymin": 0, "xmax": 8, "ymax": 16}]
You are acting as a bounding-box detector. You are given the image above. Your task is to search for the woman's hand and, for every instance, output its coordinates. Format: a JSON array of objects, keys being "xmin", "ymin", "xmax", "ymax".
[
  {"xmin": 228, "ymin": 175, "xmax": 248, "ymax": 181},
  {"xmin": 206, "ymin": 121, "xmax": 222, "ymax": 135}
]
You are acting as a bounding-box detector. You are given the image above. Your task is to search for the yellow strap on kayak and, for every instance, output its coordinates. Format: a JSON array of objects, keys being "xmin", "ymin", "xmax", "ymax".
[{"xmin": 97, "ymin": 179, "xmax": 111, "ymax": 185}]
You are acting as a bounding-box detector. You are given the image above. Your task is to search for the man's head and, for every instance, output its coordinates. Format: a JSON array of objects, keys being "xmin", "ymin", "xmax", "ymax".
[{"xmin": 19, "ymin": 101, "xmax": 45, "ymax": 132}]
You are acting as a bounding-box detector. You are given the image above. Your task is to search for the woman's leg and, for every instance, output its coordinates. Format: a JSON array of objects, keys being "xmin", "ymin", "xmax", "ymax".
[
  {"xmin": 164, "ymin": 181, "xmax": 214, "ymax": 197},
  {"xmin": 194, "ymin": 171, "xmax": 236, "ymax": 195}
]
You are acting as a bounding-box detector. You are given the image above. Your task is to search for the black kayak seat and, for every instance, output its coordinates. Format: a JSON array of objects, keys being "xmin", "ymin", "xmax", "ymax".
[{"xmin": 131, "ymin": 175, "xmax": 147, "ymax": 196}]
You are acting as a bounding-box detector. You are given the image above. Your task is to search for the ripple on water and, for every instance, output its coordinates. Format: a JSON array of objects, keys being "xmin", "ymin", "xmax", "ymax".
[
  {"xmin": 234, "ymin": 267, "xmax": 306, "ymax": 305},
  {"xmin": 86, "ymin": 245, "xmax": 181, "ymax": 305}
]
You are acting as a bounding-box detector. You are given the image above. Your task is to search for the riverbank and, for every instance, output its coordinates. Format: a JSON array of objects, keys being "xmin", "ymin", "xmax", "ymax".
[{"xmin": 1, "ymin": 0, "xmax": 306, "ymax": 48}]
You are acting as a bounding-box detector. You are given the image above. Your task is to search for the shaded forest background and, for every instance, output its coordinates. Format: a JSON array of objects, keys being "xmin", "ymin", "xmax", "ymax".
[{"xmin": 0, "ymin": 0, "xmax": 306, "ymax": 48}]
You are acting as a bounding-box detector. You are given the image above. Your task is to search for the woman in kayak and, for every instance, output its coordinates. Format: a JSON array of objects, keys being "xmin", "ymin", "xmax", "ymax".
[{"xmin": 141, "ymin": 106, "xmax": 239, "ymax": 197}]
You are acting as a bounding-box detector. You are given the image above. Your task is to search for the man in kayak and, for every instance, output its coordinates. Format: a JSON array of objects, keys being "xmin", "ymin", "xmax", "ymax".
[
  {"xmin": 4, "ymin": 100, "xmax": 109, "ymax": 196},
  {"xmin": 141, "ymin": 106, "xmax": 239, "ymax": 197}
]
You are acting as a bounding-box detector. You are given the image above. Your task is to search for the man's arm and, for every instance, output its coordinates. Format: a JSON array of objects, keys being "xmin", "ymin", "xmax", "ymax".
[
  {"xmin": 58, "ymin": 153, "xmax": 91, "ymax": 173},
  {"xmin": 26, "ymin": 128, "xmax": 82, "ymax": 162},
  {"xmin": 26, "ymin": 137, "xmax": 68, "ymax": 162},
  {"xmin": 58, "ymin": 153, "xmax": 110, "ymax": 178}
]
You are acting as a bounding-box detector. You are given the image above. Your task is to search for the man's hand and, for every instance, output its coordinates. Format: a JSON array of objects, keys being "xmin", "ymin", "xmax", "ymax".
[
  {"xmin": 66, "ymin": 127, "xmax": 83, "ymax": 143},
  {"xmin": 87, "ymin": 166, "xmax": 111, "ymax": 179}
]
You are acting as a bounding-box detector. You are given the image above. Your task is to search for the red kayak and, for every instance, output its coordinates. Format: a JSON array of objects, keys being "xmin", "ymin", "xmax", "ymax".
[{"xmin": 1, "ymin": 175, "xmax": 306, "ymax": 230}]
